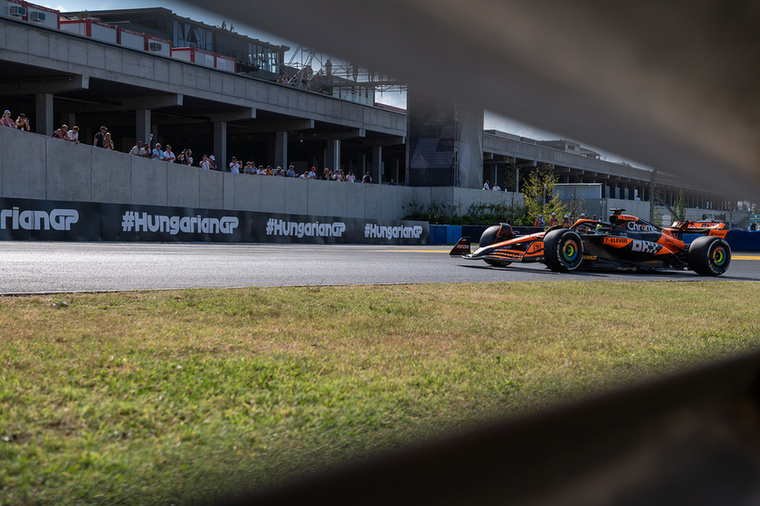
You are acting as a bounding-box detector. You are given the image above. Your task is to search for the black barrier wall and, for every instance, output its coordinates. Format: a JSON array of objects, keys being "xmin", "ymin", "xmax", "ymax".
[{"xmin": 0, "ymin": 198, "xmax": 429, "ymax": 245}]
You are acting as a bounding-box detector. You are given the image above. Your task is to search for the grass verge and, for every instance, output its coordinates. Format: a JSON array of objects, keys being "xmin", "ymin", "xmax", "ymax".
[{"xmin": 1, "ymin": 281, "xmax": 759, "ymax": 504}]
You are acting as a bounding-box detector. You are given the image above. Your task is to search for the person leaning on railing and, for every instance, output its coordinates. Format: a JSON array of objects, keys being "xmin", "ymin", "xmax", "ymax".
[
  {"xmin": 1, "ymin": 110, "xmax": 15, "ymax": 128},
  {"xmin": 51, "ymin": 124, "xmax": 69, "ymax": 139},
  {"xmin": 15, "ymin": 113, "xmax": 30, "ymax": 131}
]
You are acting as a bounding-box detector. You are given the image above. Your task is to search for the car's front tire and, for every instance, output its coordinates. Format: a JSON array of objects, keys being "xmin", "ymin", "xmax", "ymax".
[
  {"xmin": 543, "ymin": 229, "xmax": 583, "ymax": 272},
  {"xmin": 688, "ymin": 236, "xmax": 731, "ymax": 276},
  {"xmin": 479, "ymin": 224, "xmax": 513, "ymax": 267}
]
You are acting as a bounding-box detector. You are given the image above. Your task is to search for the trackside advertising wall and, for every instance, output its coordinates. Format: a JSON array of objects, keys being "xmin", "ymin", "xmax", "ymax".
[{"xmin": 0, "ymin": 198, "xmax": 429, "ymax": 245}]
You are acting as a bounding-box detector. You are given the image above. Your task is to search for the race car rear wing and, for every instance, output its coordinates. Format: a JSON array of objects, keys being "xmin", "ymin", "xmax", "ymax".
[{"xmin": 665, "ymin": 220, "xmax": 729, "ymax": 238}]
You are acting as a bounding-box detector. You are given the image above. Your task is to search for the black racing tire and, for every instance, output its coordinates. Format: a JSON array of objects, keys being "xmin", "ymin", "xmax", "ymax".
[
  {"xmin": 480, "ymin": 225, "xmax": 513, "ymax": 267},
  {"xmin": 543, "ymin": 229, "xmax": 584, "ymax": 272},
  {"xmin": 688, "ymin": 236, "xmax": 731, "ymax": 276},
  {"xmin": 485, "ymin": 259, "xmax": 512, "ymax": 267},
  {"xmin": 478, "ymin": 224, "xmax": 503, "ymax": 247}
]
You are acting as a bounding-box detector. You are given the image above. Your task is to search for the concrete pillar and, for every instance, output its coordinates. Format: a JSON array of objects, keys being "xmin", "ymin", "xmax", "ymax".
[
  {"xmin": 213, "ymin": 121, "xmax": 227, "ymax": 171},
  {"xmin": 326, "ymin": 138, "xmax": 340, "ymax": 173},
  {"xmin": 274, "ymin": 131, "xmax": 288, "ymax": 169},
  {"xmin": 35, "ymin": 92, "xmax": 53, "ymax": 135},
  {"xmin": 372, "ymin": 145, "xmax": 383, "ymax": 184},
  {"xmin": 64, "ymin": 113, "xmax": 77, "ymax": 130},
  {"xmin": 136, "ymin": 109, "xmax": 151, "ymax": 145},
  {"xmin": 151, "ymin": 124, "xmax": 159, "ymax": 148}
]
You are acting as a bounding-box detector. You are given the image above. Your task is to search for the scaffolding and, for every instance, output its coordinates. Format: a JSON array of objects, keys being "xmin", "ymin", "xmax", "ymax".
[{"xmin": 282, "ymin": 46, "xmax": 406, "ymax": 103}]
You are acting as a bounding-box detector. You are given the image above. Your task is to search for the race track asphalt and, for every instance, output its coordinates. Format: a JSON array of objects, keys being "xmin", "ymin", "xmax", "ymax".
[{"xmin": 0, "ymin": 242, "xmax": 758, "ymax": 295}]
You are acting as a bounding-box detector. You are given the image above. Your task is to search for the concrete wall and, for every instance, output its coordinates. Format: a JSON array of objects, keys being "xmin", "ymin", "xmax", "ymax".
[{"xmin": 3, "ymin": 127, "xmax": 520, "ymax": 220}]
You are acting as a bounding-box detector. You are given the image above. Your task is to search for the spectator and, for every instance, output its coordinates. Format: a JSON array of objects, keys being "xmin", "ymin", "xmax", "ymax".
[
  {"xmin": 151, "ymin": 143, "xmax": 163, "ymax": 160},
  {"xmin": 323, "ymin": 167, "xmax": 331, "ymax": 180},
  {"xmin": 67, "ymin": 126, "xmax": 80, "ymax": 143},
  {"xmin": 362, "ymin": 172, "xmax": 372, "ymax": 183},
  {"xmin": 274, "ymin": 166, "xmax": 285, "ymax": 176},
  {"xmin": 534, "ymin": 214, "xmax": 545, "ymax": 228},
  {"xmin": 548, "ymin": 212, "xmax": 559, "ymax": 227},
  {"xmin": 185, "ymin": 149, "xmax": 193, "ymax": 166},
  {"xmin": 307, "ymin": 167, "xmax": 317, "ymax": 179},
  {"xmin": 244, "ymin": 161, "xmax": 254, "ymax": 174},
  {"xmin": 492, "ymin": 181, "xmax": 501, "ymax": 191},
  {"xmin": 1, "ymin": 110, "xmax": 15, "ymax": 128},
  {"xmin": 562, "ymin": 214, "xmax": 571, "ymax": 227},
  {"xmin": 347, "ymin": 170, "xmax": 356, "ymax": 182},
  {"xmin": 200, "ymin": 155, "xmax": 210, "ymax": 170},
  {"xmin": 51, "ymin": 124, "xmax": 68, "ymax": 139},
  {"xmin": 286, "ymin": 165, "xmax": 296, "ymax": 177},
  {"xmin": 229, "ymin": 156, "xmax": 240, "ymax": 173},
  {"xmin": 208, "ymin": 155, "xmax": 217, "ymax": 170},
  {"xmin": 142, "ymin": 141, "xmax": 151, "ymax": 157},
  {"xmin": 176, "ymin": 149, "xmax": 186, "ymax": 165},
  {"xmin": 483, "ymin": 179, "xmax": 490, "ymax": 190},
  {"xmin": 103, "ymin": 132, "xmax": 115, "ymax": 150},
  {"xmin": 162, "ymin": 144, "xmax": 176, "ymax": 163},
  {"xmin": 93, "ymin": 126, "xmax": 107, "ymax": 147},
  {"xmin": 15, "ymin": 113, "xmax": 30, "ymax": 131},
  {"xmin": 129, "ymin": 140, "xmax": 144, "ymax": 156},
  {"xmin": 256, "ymin": 165, "xmax": 267, "ymax": 175}
]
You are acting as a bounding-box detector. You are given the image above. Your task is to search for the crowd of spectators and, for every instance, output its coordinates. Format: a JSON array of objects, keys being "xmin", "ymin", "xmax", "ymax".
[
  {"xmin": 2, "ymin": 109, "xmax": 32, "ymax": 131},
  {"xmin": 2, "ymin": 111, "xmax": 382, "ymax": 183},
  {"xmin": 132, "ymin": 142, "xmax": 375, "ymax": 182}
]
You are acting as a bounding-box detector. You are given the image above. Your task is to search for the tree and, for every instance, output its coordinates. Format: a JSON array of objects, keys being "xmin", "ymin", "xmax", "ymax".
[{"xmin": 521, "ymin": 164, "xmax": 567, "ymax": 225}]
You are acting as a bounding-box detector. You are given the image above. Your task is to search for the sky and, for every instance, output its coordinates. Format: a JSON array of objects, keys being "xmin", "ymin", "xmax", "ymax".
[{"xmin": 47, "ymin": 0, "xmax": 646, "ymax": 167}]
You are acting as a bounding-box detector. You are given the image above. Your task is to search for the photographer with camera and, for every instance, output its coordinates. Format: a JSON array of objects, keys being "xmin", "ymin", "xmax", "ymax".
[{"xmin": 15, "ymin": 113, "xmax": 30, "ymax": 131}]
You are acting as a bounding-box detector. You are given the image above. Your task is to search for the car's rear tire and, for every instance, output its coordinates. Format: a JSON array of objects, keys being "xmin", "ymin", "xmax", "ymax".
[
  {"xmin": 688, "ymin": 236, "xmax": 731, "ymax": 276},
  {"xmin": 543, "ymin": 229, "xmax": 583, "ymax": 272}
]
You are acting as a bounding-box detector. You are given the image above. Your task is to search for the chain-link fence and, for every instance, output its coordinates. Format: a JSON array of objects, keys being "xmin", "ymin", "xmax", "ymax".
[{"xmin": 650, "ymin": 171, "xmax": 754, "ymax": 229}]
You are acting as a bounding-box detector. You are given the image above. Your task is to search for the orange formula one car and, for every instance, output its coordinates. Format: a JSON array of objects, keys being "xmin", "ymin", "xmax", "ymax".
[{"xmin": 450, "ymin": 209, "xmax": 731, "ymax": 276}]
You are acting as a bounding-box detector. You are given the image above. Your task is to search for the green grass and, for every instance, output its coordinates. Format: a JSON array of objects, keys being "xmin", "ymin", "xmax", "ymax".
[{"xmin": 1, "ymin": 281, "xmax": 759, "ymax": 504}]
